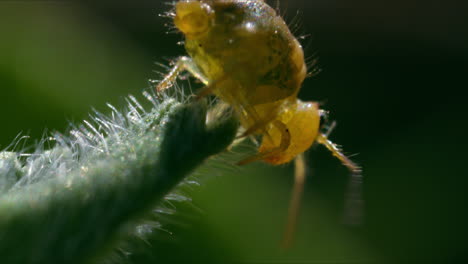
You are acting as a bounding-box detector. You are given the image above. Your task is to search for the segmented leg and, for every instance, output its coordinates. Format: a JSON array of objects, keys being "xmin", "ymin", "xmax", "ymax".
[
  {"xmin": 237, "ymin": 120, "xmax": 291, "ymax": 165},
  {"xmin": 156, "ymin": 56, "xmax": 209, "ymax": 92},
  {"xmin": 316, "ymin": 133, "xmax": 363, "ymax": 225},
  {"xmin": 281, "ymin": 153, "xmax": 306, "ymax": 248}
]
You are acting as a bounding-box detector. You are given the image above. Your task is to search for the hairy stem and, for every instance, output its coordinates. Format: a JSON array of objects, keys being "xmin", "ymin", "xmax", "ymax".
[{"xmin": 0, "ymin": 96, "xmax": 238, "ymax": 264}]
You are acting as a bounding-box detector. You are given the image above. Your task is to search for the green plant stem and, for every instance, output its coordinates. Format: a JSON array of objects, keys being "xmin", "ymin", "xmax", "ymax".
[{"xmin": 0, "ymin": 99, "xmax": 238, "ymax": 264}]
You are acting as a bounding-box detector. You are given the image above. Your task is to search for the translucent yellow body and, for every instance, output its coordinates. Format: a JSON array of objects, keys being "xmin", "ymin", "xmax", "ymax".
[
  {"xmin": 158, "ymin": 0, "xmax": 362, "ymax": 247},
  {"xmin": 172, "ymin": 0, "xmax": 319, "ymax": 165}
]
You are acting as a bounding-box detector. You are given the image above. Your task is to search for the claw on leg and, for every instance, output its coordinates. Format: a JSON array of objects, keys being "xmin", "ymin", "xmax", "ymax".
[{"xmin": 155, "ymin": 56, "xmax": 209, "ymax": 92}]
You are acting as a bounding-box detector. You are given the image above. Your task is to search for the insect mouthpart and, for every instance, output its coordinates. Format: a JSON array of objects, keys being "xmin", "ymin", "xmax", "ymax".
[{"xmin": 174, "ymin": 1, "xmax": 214, "ymax": 38}]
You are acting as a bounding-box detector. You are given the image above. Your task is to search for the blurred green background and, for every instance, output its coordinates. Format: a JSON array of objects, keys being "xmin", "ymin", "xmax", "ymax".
[{"xmin": 1, "ymin": 0, "xmax": 466, "ymax": 263}]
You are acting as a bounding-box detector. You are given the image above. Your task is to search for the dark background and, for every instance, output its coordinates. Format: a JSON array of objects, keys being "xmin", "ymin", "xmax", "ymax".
[{"xmin": 1, "ymin": 0, "xmax": 467, "ymax": 262}]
